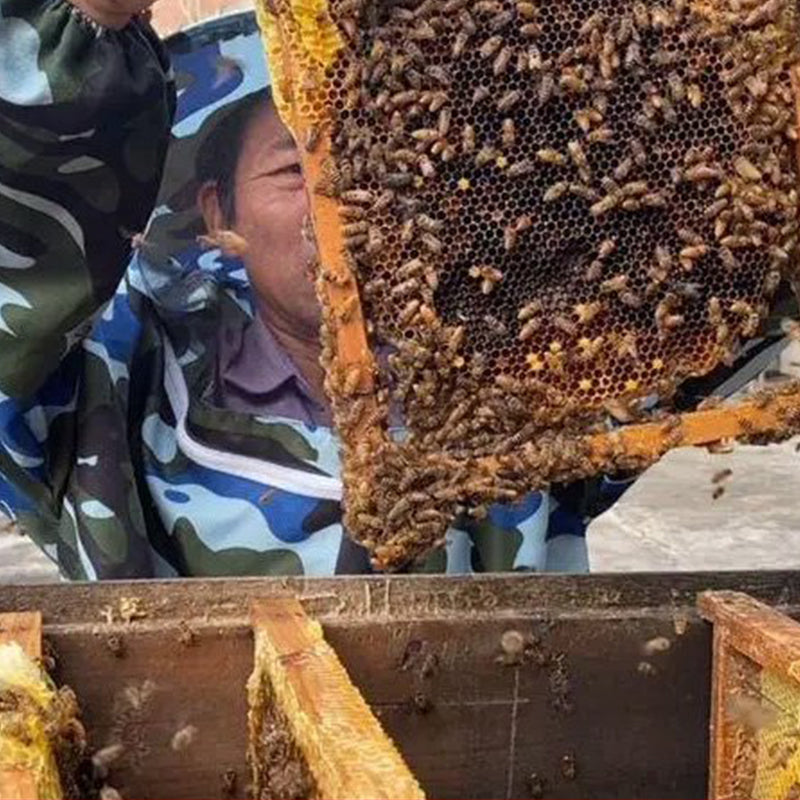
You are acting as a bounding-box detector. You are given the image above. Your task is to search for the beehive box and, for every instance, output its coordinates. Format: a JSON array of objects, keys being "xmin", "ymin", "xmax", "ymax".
[{"xmin": 4, "ymin": 572, "xmax": 800, "ymax": 799}]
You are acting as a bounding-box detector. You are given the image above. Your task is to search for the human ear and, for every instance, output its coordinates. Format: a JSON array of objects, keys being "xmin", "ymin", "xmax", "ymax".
[{"xmin": 197, "ymin": 181, "xmax": 226, "ymax": 233}]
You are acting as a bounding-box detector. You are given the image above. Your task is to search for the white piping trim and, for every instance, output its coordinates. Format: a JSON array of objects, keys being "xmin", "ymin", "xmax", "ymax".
[{"xmin": 162, "ymin": 338, "xmax": 343, "ymax": 501}]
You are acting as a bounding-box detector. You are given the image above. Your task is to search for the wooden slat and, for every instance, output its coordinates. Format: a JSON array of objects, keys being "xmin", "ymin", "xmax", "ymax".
[
  {"xmin": 250, "ymin": 598, "xmax": 425, "ymax": 800},
  {"xmin": 0, "ymin": 611, "xmax": 44, "ymax": 800},
  {"xmin": 698, "ymin": 590, "xmax": 800, "ymax": 682}
]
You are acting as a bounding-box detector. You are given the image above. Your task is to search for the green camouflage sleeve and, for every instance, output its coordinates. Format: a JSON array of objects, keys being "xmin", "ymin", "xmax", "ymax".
[{"xmin": 0, "ymin": 0, "xmax": 174, "ymax": 400}]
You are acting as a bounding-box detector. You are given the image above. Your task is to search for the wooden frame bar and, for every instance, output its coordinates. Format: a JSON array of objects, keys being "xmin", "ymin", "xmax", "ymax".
[
  {"xmin": 250, "ymin": 598, "xmax": 425, "ymax": 799},
  {"xmin": 699, "ymin": 591, "xmax": 800, "ymax": 800}
]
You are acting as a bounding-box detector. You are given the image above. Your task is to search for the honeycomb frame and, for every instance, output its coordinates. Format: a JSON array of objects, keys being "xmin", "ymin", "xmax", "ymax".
[{"xmin": 257, "ymin": 0, "xmax": 800, "ymax": 569}]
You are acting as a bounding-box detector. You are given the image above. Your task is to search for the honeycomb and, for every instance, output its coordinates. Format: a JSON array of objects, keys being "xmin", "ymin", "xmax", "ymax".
[{"xmin": 257, "ymin": 0, "xmax": 800, "ymax": 568}]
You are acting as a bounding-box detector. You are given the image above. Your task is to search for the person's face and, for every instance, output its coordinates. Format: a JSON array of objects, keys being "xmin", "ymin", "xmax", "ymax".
[{"xmin": 201, "ymin": 101, "xmax": 320, "ymax": 338}]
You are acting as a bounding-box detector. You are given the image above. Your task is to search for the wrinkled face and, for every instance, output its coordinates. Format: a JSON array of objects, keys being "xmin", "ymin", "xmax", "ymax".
[{"xmin": 212, "ymin": 100, "xmax": 320, "ymax": 339}]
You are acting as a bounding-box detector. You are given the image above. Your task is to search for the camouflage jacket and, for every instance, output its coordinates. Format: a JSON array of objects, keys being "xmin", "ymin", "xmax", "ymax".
[{"xmin": 0, "ymin": 2, "xmax": 648, "ymax": 579}]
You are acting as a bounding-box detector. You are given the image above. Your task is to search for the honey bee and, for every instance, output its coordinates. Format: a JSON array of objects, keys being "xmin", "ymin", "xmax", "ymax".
[
  {"xmin": 528, "ymin": 44, "xmax": 543, "ymax": 70},
  {"xmin": 452, "ymin": 30, "xmax": 470, "ymax": 57},
  {"xmin": 538, "ymin": 72, "xmax": 555, "ymax": 105},
  {"xmin": 601, "ymin": 273, "xmax": 628, "ymax": 293},
  {"xmin": 304, "ymin": 124, "xmax": 323, "ymax": 153},
  {"xmin": 479, "ymin": 34, "xmax": 503, "ymax": 58},
  {"xmin": 418, "ymin": 153, "xmax": 436, "ymax": 178},
  {"xmin": 584, "ymin": 260, "xmax": 604, "ymax": 282},
  {"xmin": 598, "ymin": 238, "xmax": 617, "ymax": 259},
  {"xmin": 341, "ymin": 189, "xmax": 375, "ymax": 206},
  {"xmin": 498, "ymin": 89, "xmax": 522, "ymax": 112},
  {"xmin": 560, "ymin": 71, "xmax": 588, "ymax": 94},
  {"xmin": 569, "ymin": 183, "xmax": 599, "ymax": 201},
  {"xmin": 518, "ymin": 300, "xmax": 543, "ymax": 321},
  {"xmin": 686, "ymin": 83, "xmax": 703, "ymax": 108},
  {"xmin": 734, "ymin": 156, "xmax": 762, "ymax": 181},
  {"xmin": 421, "ymin": 232, "xmax": 444, "ymax": 254},
  {"xmin": 587, "ymin": 127, "xmax": 614, "ymax": 144},
  {"xmin": 507, "ymin": 159, "xmax": 535, "ymax": 178},
  {"xmin": 391, "ymin": 277, "xmax": 419, "ymax": 298},
  {"xmin": 476, "ymin": 146, "xmax": 498, "ymax": 167},
  {"xmin": 470, "ymin": 265, "xmax": 504, "ymax": 294},
  {"xmin": 516, "ymin": 0, "xmax": 537, "ymax": 18},
  {"xmin": 620, "ymin": 291, "xmax": 643, "ymax": 308},
  {"xmin": 544, "ymin": 181, "xmax": 570, "ymax": 202},
  {"xmin": 520, "ymin": 22, "xmax": 542, "ymax": 37},
  {"xmin": 567, "ymin": 140, "xmax": 591, "ymax": 177},
  {"xmin": 630, "ymin": 138, "xmax": 647, "ymax": 166},
  {"xmin": 590, "ymin": 194, "xmax": 620, "ymax": 217},
  {"xmin": 554, "ymin": 315, "xmax": 578, "ymax": 336},
  {"xmin": 502, "ymin": 118, "xmax": 516, "ymax": 148},
  {"xmin": 472, "ymin": 85, "xmax": 491, "ymax": 103},
  {"xmin": 574, "ymin": 301, "xmax": 603, "ymax": 324},
  {"xmin": 519, "ymin": 318, "xmax": 543, "ymax": 341},
  {"xmin": 493, "ymin": 46, "xmax": 514, "ymax": 76},
  {"xmin": 461, "ymin": 124, "xmax": 476, "ymax": 153},
  {"xmin": 399, "ymin": 299, "xmax": 421, "ymax": 326},
  {"xmin": 537, "ymin": 148, "xmax": 566, "ymax": 166}
]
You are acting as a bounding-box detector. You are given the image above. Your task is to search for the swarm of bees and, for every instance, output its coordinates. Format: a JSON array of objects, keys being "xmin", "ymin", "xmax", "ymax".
[{"xmin": 262, "ymin": 0, "xmax": 800, "ymax": 567}]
